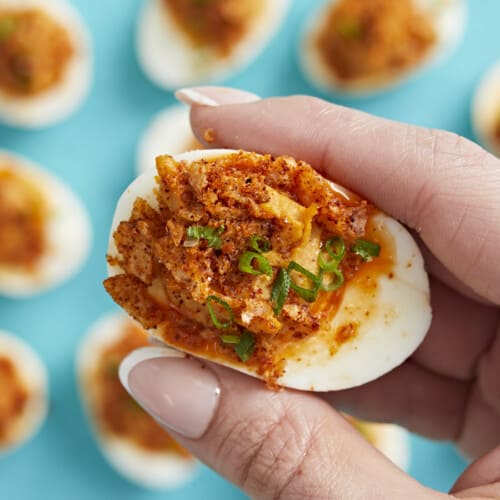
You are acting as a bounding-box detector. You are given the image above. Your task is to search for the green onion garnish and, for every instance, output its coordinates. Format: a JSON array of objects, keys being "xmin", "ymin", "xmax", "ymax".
[
  {"xmin": 271, "ymin": 268, "xmax": 291, "ymax": 316},
  {"xmin": 186, "ymin": 225, "xmax": 225, "ymax": 249},
  {"xmin": 234, "ymin": 330, "xmax": 255, "ymax": 362},
  {"xmin": 0, "ymin": 18, "xmax": 16, "ymax": 42},
  {"xmin": 249, "ymin": 235, "xmax": 271, "ymax": 253},
  {"xmin": 352, "ymin": 239, "xmax": 381, "ymax": 262},
  {"xmin": 238, "ymin": 251, "xmax": 273, "ymax": 277},
  {"xmin": 318, "ymin": 237, "xmax": 345, "ymax": 272},
  {"xmin": 320, "ymin": 268, "xmax": 344, "ymax": 292},
  {"xmin": 288, "ymin": 261, "xmax": 321, "ymax": 303},
  {"xmin": 206, "ymin": 295, "xmax": 233, "ymax": 329},
  {"xmin": 220, "ymin": 334, "xmax": 241, "ymax": 344}
]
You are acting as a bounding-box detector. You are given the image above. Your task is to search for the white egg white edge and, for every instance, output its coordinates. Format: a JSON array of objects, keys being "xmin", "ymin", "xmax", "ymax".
[
  {"xmin": 0, "ymin": 331, "xmax": 48, "ymax": 456},
  {"xmin": 136, "ymin": 0, "xmax": 290, "ymax": 90},
  {"xmin": 76, "ymin": 311, "xmax": 197, "ymax": 490},
  {"xmin": 107, "ymin": 149, "xmax": 431, "ymax": 392},
  {"xmin": 136, "ymin": 105, "xmax": 196, "ymax": 177},
  {"xmin": 0, "ymin": 150, "xmax": 92, "ymax": 298},
  {"xmin": 299, "ymin": 0, "xmax": 467, "ymax": 97},
  {"xmin": 0, "ymin": 0, "xmax": 92, "ymax": 129},
  {"xmin": 472, "ymin": 60, "xmax": 500, "ymax": 157}
]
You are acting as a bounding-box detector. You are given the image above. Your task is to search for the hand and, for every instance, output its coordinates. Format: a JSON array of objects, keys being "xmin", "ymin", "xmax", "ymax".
[{"xmin": 120, "ymin": 87, "xmax": 500, "ymax": 499}]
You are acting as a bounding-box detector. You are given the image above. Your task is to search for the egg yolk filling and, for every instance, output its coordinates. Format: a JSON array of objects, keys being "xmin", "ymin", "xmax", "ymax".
[
  {"xmin": 163, "ymin": 0, "xmax": 264, "ymax": 56},
  {"xmin": 0, "ymin": 356, "xmax": 28, "ymax": 446},
  {"xmin": 316, "ymin": 0, "xmax": 437, "ymax": 82},
  {"xmin": 0, "ymin": 168, "xmax": 47, "ymax": 270},
  {"xmin": 104, "ymin": 152, "xmax": 394, "ymax": 386},
  {"xmin": 92, "ymin": 320, "xmax": 191, "ymax": 457},
  {"xmin": 0, "ymin": 8, "xmax": 73, "ymax": 97}
]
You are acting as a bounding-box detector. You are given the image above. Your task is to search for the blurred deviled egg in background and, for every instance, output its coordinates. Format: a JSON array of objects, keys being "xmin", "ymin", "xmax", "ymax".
[
  {"xmin": 0, "ymin": 0, "xmax": 92, "ymax": 128},
  {"xmin": 300, "ymin": 0, "xmax": 466, "ymax": 96},
  {"xmin": 0, "ymin": 331, "xmax": 48, "ymax": 456},
  {"xmin": 136, "ymin": 105, "xmax": 201, "ymax": 176},
  {"xmin": 0, "ymin": 150, "xmax": 91, "ymax": 298},
  {"xmin": 472, "ymin": 61, "xmax": 500, "ymax": 157},
  {"xmin": 77, "ymin": 312, "xmax": 196, "ymax": 490},
  {"xmin": 344, "ymin": 414, "xmax": 410, "ymax": 471},
  {"xmin": 137, "ymin": 0, "xmax": 290, "ymax": 90}
]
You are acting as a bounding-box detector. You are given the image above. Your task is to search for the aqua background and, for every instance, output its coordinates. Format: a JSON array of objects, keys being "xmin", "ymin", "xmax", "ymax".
[{"xmin": 1, "ymin": 0, "xmax": 499, "ymax": 498}]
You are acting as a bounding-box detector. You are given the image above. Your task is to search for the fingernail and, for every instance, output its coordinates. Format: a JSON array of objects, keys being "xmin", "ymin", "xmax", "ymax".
[
  {"xmin": 119, "ymin": 346, "xmax": 220, "ymax": 439},
  {"xmin": 175, "ymin": 86, "xmax": 260, "ymax": 107}
]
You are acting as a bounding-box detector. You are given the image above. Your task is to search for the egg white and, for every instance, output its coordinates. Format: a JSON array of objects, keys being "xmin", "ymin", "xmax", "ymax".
[
  {"xmin": 0, "ymin": 0, "xmax": 92, "ymax": 129},
  {"xmin": 136, "ymin": 105, "xmax": 198, "ymax": 176},
  {"xmin": 136, "ymin": 0, "xmax": 290, "ymax": 90},
  {"xmin": 472, "ymin": 60, "xmax": 500, "ymax": 157},
  {"xmin": 0, "ymin": 331, "xmax": 48, "ymax": 456},
  {"xmin": 108, "ymin": 149, "xmax": 431, "ymax": 392},
  {"xmin": 300, "ymin": 0, "xmax": 466, "ymax": 96},
  {"xmin": 77, "ymin": 312, "xmax": 197, "ymax": 490},
  {"xmin": 0, "ymin": 150, "xmax": 92, "ymax": 298}
]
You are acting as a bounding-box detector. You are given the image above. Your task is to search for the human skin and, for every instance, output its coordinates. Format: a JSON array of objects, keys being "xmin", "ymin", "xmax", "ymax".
[{"xmin": 120, "ymin": 87, "xmax": 500, "ymax": 499}]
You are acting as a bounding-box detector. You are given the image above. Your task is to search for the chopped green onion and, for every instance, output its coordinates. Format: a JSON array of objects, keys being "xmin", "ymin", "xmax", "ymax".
[
  {"xmin": 271, "ymin": 268, "xmax": 291, "ymax": 316},
  {"xmin": 238, "ymin": 251, "xmax": 272, "ymax": 277},
  {"xmin": 206, "ymin": 295, "xmax": 233, "ymax": 329},
  {"xmin": 320, "ymin": 268, "xmax": 344, "ymax": 292},
  {"xmin": 186, "ymin": 225, "xmax": 224, "ymax": 249},
  {"xmin": 249, "ymin": 235, "xmax": 271, "ymax": 253},
  {"xmin": 352, "ymin": 239, "xmax": 381, "ymax": 262},
  {"xmin": 318, "ymin": 237, "xmax": 345, "ymax": 272},
  {"xmin": 220, "ymin": 334, "xmax": 241, "ymax": 344},
  {"xmin": 288, "ymin": 261, "xmax": 321, "ymax": 303},
  {"xmin": 0, "ymin": 18, "xmax": 16, "ymax": 42},
  {"xmin": 234, "ymin": 330, "xmax": 255, "ymax": 362}
]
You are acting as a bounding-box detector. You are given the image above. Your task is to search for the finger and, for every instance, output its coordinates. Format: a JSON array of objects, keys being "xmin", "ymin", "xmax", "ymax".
[
  {"xmin": 412, "ymin": 277, "xmax": 499, "ymax": 381},
  {"xmin": 178, "ymin": 87, "xmax": 500, "ymax": 305},
  {"xmin": 451, "ymin": 445, "xmax": 500, "ymax": 493},
  {"xmin": 119, "ymin": 347, "xmax": 435, "ymax": 499},
  {"xmin": 322, "ymin": 360, "xmax": 469, "ymax": 442}
]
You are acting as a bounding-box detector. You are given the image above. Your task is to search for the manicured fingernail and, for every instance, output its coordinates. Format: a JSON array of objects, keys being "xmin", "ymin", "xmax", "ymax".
[
  {"xmin": 175, "ymin": 86, "xmax": 260, "ymax": 107},
  {"xmin": 119, "ymin": 346, "xmax": 220, "ymax": 439}
]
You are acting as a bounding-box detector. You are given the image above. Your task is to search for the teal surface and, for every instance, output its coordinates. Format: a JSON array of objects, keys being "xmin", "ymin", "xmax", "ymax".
[{"xmin": 1, "ymin": 0, "xmax": 498, "ymax": 498}]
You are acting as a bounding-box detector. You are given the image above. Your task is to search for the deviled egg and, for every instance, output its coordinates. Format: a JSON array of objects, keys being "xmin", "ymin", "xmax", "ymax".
[
  {"xmin": 300, "ymin": 0, "xmax": 466, "ymax": 96},
  {"xmin": 0, "ymin": 150, "xmax": 91, "ymax": 297},
  {"xmin": 136, "ymin": 105, "xmax": 201, "ymax": 176},
  {"xmin": 137, "ymin": 0, "xmax": 290, "ymax": 90},
  {"xmin": 77, "ymin": 312, "xmax": 196, "ymax": 490},
  {"xmin": 344, "ymin": 414, "xmax": 410, "ymax": 471},
  {"xmin": 0, "ymin": 331, "xmax": 48, "ymax": 455},
  {"xmin": 0, "ymin": 0, "xmax": 92, "ymax": 128},
  {"xmin": 104, "ymin": 149, "xmax": 431, "ymax": 392},
  {"xmin": 472, "ymin": 61, "xmax": 500, "ymax": 157}
]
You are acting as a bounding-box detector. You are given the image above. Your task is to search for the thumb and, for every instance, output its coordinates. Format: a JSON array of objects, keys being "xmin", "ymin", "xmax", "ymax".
[{"xmin": 120, "ymin": 347, "xmax": 437, "ymax": 499}]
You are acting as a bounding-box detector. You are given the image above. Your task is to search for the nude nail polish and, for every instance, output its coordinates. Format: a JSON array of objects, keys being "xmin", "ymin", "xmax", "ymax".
[{"xmin": 120, "ymin": 347, "xmax": 221, "ymax": 439}]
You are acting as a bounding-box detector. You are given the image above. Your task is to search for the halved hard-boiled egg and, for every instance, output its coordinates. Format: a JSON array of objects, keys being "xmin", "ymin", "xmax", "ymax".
[
  {"xmin": 0, "ymin": 0, "xmax": 92, "ymax": 128},
  {"xmin": 300, "ymin": 0, "xmax": 466, "ymax": 96},
  {"xmin": 472, "ymin": 61, "xmax": 500, "ymax": 157},
  {"xmin": 77, "ymin": 311, "xmax": 196, "ymax": 490},
  {"xmin": 136, "ymin": 105, "xmax": 201, "ymax": 176},
  {"xmin": 0, "ymin": 150, "xmax": 91, "ymax": 297},
  {"xmin": 344, "ymin": 414, "xmax": 410, "ymax": 470},
  {"xmin": 104, "ymin": 149, "xmax": 431, "ymax": 391},
  {"xmin": 136, "ymin": 0, "xmax": 290, "ymax": 90},
  {"xmin": 0, "ymin": 331, "xmax": 48, "ymax": 455}
]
